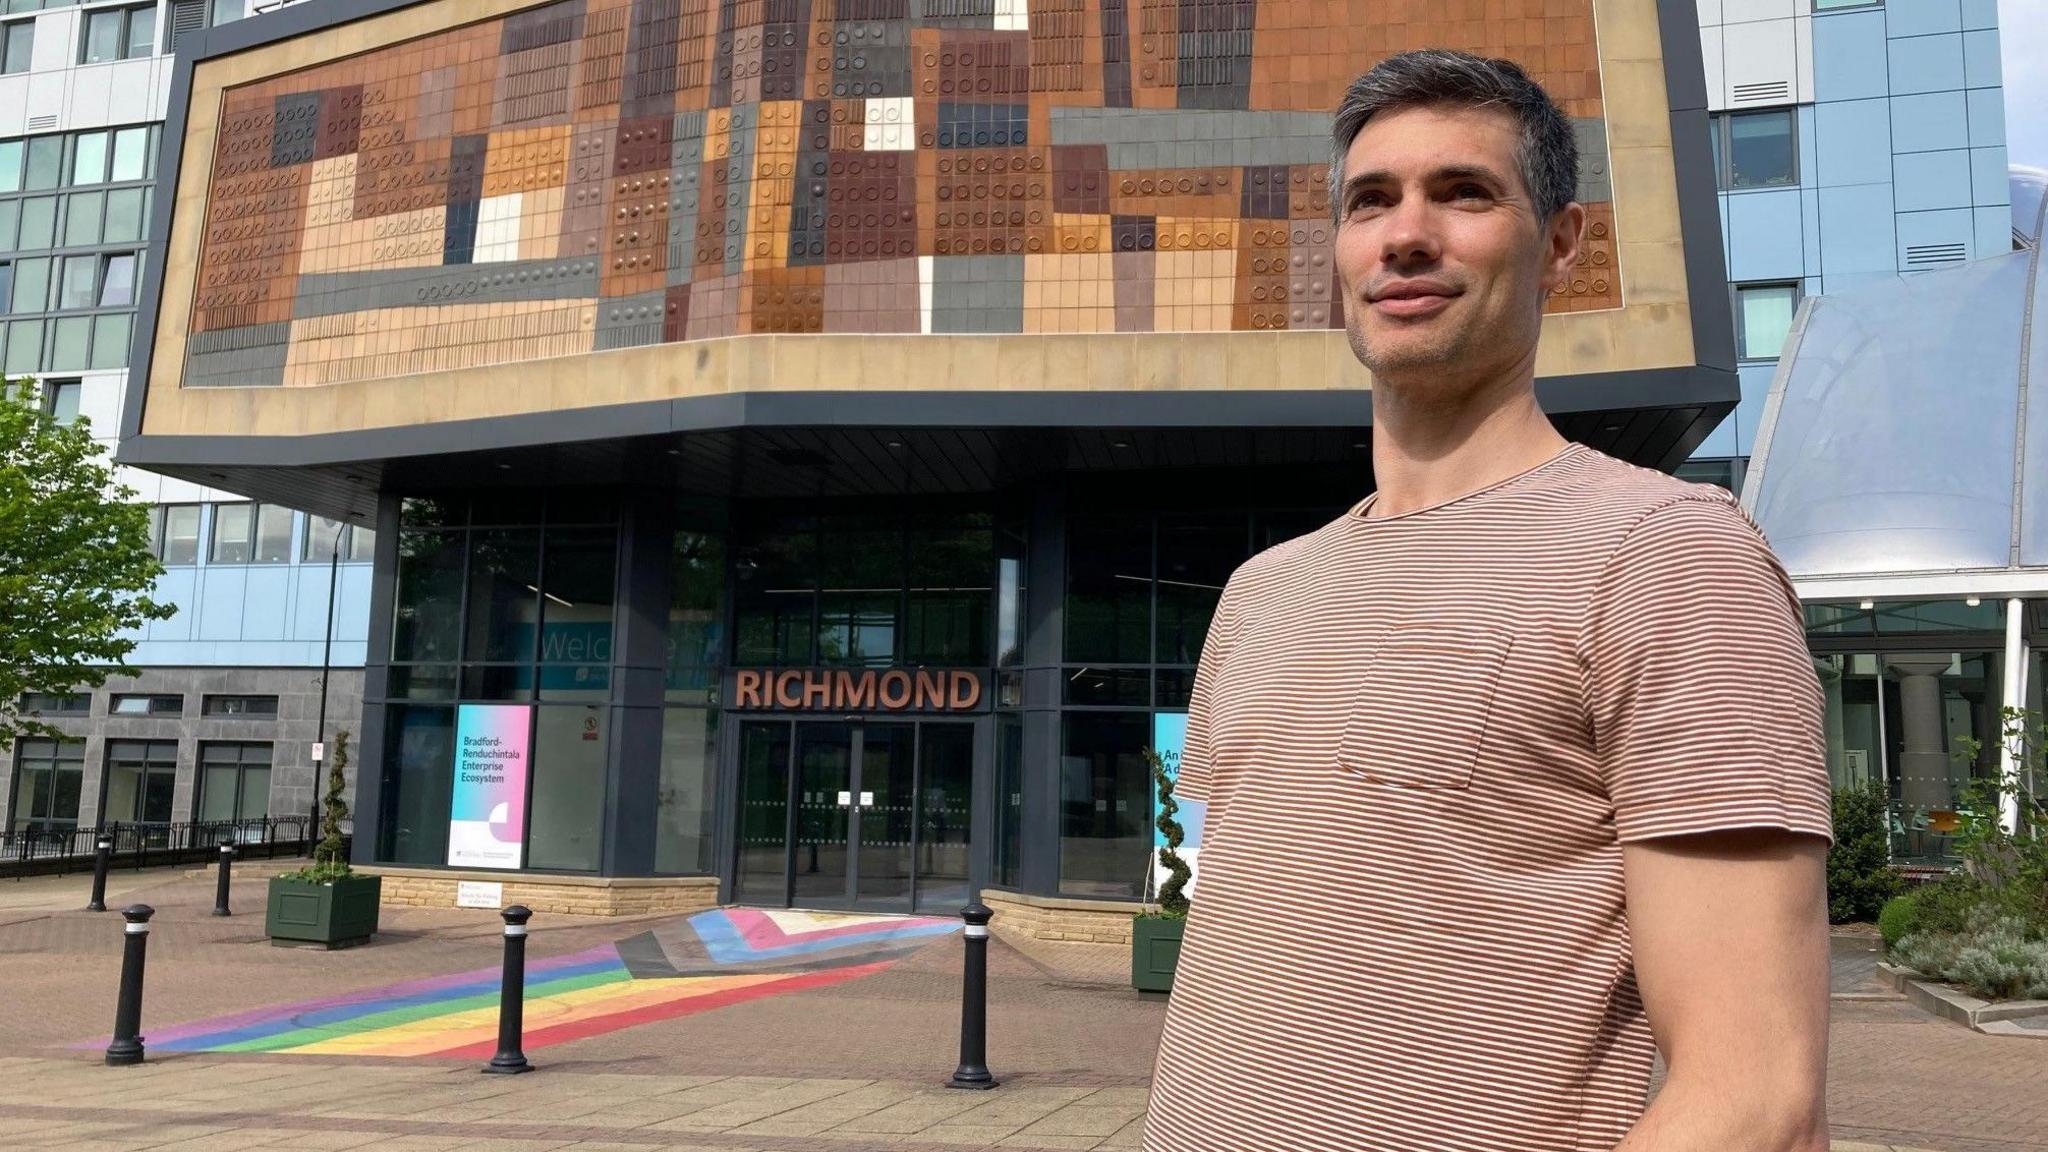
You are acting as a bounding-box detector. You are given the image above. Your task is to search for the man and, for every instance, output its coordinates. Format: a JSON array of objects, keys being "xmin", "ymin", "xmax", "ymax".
[{"xmin": 1144, "ymin": 51, "xmax": 1832, "ymax": 1152}]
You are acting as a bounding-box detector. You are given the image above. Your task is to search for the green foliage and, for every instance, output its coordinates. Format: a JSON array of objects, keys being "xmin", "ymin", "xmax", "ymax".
[
  {"xmin": 1147, "ymin": 747, "xmax": 1190, "ymax": 919},
  {"xmin": 1877, "ymin": 893, "xmax": 1920, "ymax": 949},
  {"xmin": 1894, "ymin": 906, "xmax": 2048, "ymax": 1001},
  {"xmin": 1886, "ymin": 708, "xmax": 2048, "ymax": 999},
  {"xmin": 312, "ymin": 729, "xmax": 354, "ymax": 877},
  {"xmin": 285, "ymin": 859, "xmax": 357, "ymax": 885},
  {"xmin": 0, "ymin": 379, "xmax": 173, "ymax": 745},
  {"xmin": 1828, "ymin": 781, "xmax": 1904, "ymax": 922}
]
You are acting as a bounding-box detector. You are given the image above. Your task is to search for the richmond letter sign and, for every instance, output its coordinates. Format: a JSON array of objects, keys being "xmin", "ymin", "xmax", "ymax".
[{"xmin": 730, "ymin": 668, "xmax": 986, "ymax": 713}]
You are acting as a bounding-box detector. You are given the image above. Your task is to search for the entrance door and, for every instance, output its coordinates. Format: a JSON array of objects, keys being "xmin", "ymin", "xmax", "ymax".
[{"xmin": 732, "ymin": 718, "xmax": 975, "ymax": 912}]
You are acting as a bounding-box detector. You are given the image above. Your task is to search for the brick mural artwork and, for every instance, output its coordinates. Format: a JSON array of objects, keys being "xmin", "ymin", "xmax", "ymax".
[{"xmin": 186, "ymin": 0, "xmax": 1622, "ymax": 389}]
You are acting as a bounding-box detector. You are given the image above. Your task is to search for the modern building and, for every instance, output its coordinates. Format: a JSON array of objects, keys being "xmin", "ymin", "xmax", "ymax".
[
  {"xmin": 1687, "ymin": 0, "xmax": 2011, "ymax": 492},
  {"xmin": 1, "ymin": 0, "xmax": 372, "ymax": 844},
  {"xmin": 114, "ymin": 0, "xmax": 1740, "ymax": 923},
  {"xmin": 1745, "ymin": 227, "xmax": 2045, "ymax": 869}
]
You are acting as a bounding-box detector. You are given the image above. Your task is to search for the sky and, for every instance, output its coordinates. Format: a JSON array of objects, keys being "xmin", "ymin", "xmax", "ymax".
[{"xmin": 2000, "ymin": 0, "xmax": 2047, "ymax": 168}]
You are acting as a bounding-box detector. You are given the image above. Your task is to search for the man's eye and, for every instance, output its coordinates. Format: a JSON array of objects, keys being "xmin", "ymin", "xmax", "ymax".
[
  {"xmin": 1451, "ymin": 183, "xmax": 1492, "ymax": 200},
  {"xmin": 1349, "ymin": 191, "xmax": 1388, "ymax": 212}
]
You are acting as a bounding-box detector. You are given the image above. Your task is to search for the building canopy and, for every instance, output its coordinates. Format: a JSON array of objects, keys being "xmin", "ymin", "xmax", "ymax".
[{"xmin": 1743, "ymin": 196, "xmax": 2048, "ymax": 596}]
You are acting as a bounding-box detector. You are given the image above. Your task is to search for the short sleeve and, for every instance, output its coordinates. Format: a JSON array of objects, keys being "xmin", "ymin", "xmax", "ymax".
[
  {"xmin": 1174, "ymin": 585, "xmax": 1241, "ymax": 808},
  {"xmin": 1581, "ymin": 496, "xmax": 1833, "ymax": 845}
]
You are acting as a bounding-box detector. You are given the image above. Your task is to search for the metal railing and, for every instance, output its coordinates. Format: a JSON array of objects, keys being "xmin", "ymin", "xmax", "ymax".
[{"xmin": 2, "ymin": 817, "xmax": 328, "ymax": 879}]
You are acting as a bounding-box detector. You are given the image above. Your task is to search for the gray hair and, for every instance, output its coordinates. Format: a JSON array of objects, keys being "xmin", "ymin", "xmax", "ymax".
[{"xmin": 1329, "ymin": 49, "xmax": 1579, "ymax": 224}]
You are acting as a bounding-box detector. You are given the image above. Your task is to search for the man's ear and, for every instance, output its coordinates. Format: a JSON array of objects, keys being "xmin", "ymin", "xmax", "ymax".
[{"xmin": 1541, "ymin": 201, "xmax": 1586, "ymax": 293}]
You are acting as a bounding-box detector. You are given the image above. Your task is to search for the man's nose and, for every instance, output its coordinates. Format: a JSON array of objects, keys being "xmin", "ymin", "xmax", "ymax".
[{"xmin": 1379, "ymin": 195, "xmax": 1440, "ymax": 266}]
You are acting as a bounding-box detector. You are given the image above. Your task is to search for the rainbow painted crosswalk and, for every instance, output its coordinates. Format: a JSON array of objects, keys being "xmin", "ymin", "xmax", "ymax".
[{"xmin": 121, "ymin": 909, "xmax": 958, "ymax": 1058}]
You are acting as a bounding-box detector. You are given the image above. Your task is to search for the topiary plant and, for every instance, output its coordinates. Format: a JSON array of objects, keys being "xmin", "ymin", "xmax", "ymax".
[
  {"xmin": 292, "ymin": 729, "xmax": 354, "ymax": 884},
  {"xmin": 1877, "ymin": 892, "xmax": 1920, "ymax": 950},
  {"xmin": 1148, "ymin": 747, "xmax": 1191, "ymax": 919}
]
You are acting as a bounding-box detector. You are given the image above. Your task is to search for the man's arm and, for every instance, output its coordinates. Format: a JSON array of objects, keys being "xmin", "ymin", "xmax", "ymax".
[{"xmin": 1614, "ymin": 829, "xmax": 1831, "ymax": 1152}]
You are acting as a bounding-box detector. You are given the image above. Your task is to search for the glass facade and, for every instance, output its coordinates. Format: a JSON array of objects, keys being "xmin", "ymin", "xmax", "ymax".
[
  {"xmin": 9, "ymin": 738, "xmax": 83, "ymax": 833},
  {"xmin": 1808, "ymin": 600, "xmax": 2018, "ymax": 866},
  {"xmin": 103, "ymin": 739, "xmax": 175, "ymax": 824}
]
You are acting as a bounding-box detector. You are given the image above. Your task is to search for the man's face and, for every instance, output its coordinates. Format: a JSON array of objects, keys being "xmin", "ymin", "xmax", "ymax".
[{"xmin": 1333, "ymin": 103, "xmax": 1579, "ymax": 390}]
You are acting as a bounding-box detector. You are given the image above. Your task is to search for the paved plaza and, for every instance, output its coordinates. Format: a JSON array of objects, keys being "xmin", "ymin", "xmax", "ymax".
[{"xmin": 0, "ymin": 866, "xmax": 2042, "ymax": 1152}]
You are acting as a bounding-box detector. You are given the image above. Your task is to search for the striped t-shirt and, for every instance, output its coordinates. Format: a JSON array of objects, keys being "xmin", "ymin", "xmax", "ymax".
[{"xmin": 1144, "ymin": 444, "xmax": 1831, "ymax": 1152}]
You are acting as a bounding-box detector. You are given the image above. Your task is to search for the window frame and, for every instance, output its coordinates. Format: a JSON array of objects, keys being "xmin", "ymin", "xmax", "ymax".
[
  {"xmin": 18, "ymin": 691, "xmax": 91, "ymax": 716},
  {"xmin": 1732, "ymin": 280, "xmax": 1804, "ymax": 363},
  {"xmin": 1, "ymin": 17, "xmax": 33, "ymax": 76},
  {"xmin": 1712, "ymin": 108, "xmax": 1799, "ymax": 191},
  {"xmin": 151, "ymin": 502, "xmax": 203, "ymax": 565},
  {"xmin": 8, "ymin": 737, "xmax": 86, "ymax": 833},
  {"xmin": 78, "ymin": 2, "xmax": 154, "ymax": 64},
  {"xmin": 305, "ymin": 515, "xmax": 377, "ymax": 564},
  {"xmin": 40, "ymin": 377, "xmax": 81, "ymax": 425},
  {"xmin": 1811, "ymin": 0, "xmax": 1881, "ymax": 11},
  {"xmin": 201, "ymin": 694, "xmax": 279, "ymax": 718},
  {"xmin": 196, "ymin": 740, "xmax": 273, "ymax": 823},
  {"xmin": 109, "ymin": 693, "xmax": 182, "ymax": 716}
]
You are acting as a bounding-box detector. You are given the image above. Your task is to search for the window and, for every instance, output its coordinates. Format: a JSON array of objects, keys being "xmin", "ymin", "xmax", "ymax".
[
  {"xmin": 19, "ymin": 691, "xmax": 91, "ymax": 716},
  {"xmin": 1813, "ymin": 0, "xmax": 1880, "ymax": 10},
  {"xmin": 152, "ymin": 503, "xmax": 201, "ymax": 564},
  {"xmin": 16, "ymin": 196, "xmax": 54, "ymax": 249},
  {"xmin": 2, "ymin": 18, "xmax": 32, "ymax": 75},
  {"xmin": 110, "ymin": 693, "xmax": 181, "ymax": 715},
  {"xmin": 1675, "ymin": 458, "xmax": 1747, "ymax": 493},
  {"xmin": 1713, "ymin": 110, "xmax": 1797, "ymax": 190},
  {"xmin": 0, "ymin": 263, "xmax": 9, "ymax": 312},
  {"xmin": 47, "ymin": 250, "xmax": 139, "ymax": 311},
  {"xmin": 0, "ymin": 139, "xmax": 19, "ymax": 192},
  {"xmin": 10, "ymin": 739, "xmax": 84, "ymax": 833},
  {"xmin": 71, "ymin": 131, "xmax": 107, "ymax": 185},
  {"xmin": 305, "ymin": 515, "xmax": 376, "ymax": 563},
  {"xmin": 1735, "ymin": 282, "xmax": 1801, "ymax": 361},
  {"xmin": 81, "ymin": 3, "xmax": 153, "ymax": 63},
  {"xmin": 210, "ymin": 501, "xmax": 293, "ymax": 563},
  {"xmin": 104, "ymin": 739, "xmax": 177, "ymax": 824},
  {"xmin": 110, "ymin": 127, "xmax": 147, "ymax": 182},
  {"xmin": 99, "ymin": 253, "xmax": 136, "ymax": 306},
  {"xmin": 202, "ymin": 694, "xmax": 278, "ymax": 717},
  {"xmin": 197, "ymin": 742, "xmax": 272, "ymax": 822},
  {"xmin": 41, "ymin": 378, "xmax": 80, "ymax": 425},
  {"xmin": 24, "ymin": 135, "xmax": 60, "ymax": 191}
]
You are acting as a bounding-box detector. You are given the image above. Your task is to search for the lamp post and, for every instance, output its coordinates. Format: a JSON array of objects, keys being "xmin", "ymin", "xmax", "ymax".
[{"xmin": 309, "ymin": 520, "xmax": 345, "ymax": 847}]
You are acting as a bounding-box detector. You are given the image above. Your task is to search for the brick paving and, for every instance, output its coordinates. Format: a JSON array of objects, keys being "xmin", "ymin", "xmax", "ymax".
[{"xmin": 0, "ymin": 869, "xmax": 2042, "ymax": 1151}]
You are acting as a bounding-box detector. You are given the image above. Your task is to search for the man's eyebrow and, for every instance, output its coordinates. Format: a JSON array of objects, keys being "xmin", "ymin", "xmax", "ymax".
[{"xmin": 1339, "ymin": 163, "xmax": 1514, "ymax": 200}]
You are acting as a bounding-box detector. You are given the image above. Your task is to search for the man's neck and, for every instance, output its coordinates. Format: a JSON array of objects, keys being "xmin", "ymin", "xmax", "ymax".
[{"xmin": 1364, "ymin": 372, "xmax": 1569, "ymax": 519}]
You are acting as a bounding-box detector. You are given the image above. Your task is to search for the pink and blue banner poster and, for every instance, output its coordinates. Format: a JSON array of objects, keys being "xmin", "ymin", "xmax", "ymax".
[
  {"xmin": 1151, "ymin": 711, "xmax": 1203, "ymax": 898},
  {"xmin": 447, "ymin": 704, "xmax": 530, "ymax": 869}
]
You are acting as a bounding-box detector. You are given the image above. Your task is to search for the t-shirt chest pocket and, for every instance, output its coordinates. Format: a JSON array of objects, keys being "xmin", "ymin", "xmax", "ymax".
[{"xmin": 1337, "ymin": 625, "xmax": 1514, "ymax": 790}]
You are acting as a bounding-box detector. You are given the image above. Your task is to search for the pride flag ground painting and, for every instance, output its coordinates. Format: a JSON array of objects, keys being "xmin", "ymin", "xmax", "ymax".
[{"xmin": 120, "ymin": 909, "xmax": 958, "ymax": 1059}]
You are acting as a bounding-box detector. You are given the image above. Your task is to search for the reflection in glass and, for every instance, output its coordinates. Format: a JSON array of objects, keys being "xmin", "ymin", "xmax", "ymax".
[
  {"xmin": 71, "ymin": 131, "xmax": 107, "ymax": 184},
  {"xmin": 914, "ymin": 723, "xmax": 974, "ymax": 911},
  {"xmin": 17, "ymin": 196, "xmax": 55, "ymax": 248},
  {"xmin": 83, "ymin": 10, "xmax": 121, "ymax": 63},
  {"xmin": 64, "ymin": 191, "xmax": 102, "ymax": 246},
  {"xmin": 819, "ymin": 518, "xmax": 901, "ymax": 667},
  {"xmin": 376, "ymin": 706, "xmax": 454, "ymax": 865},
  {"xmin": 90, "ymin": 313, "xmax": 130, "ymax": 370},
  {"xmin": 1059, "ymin": 712, "xmax": 1151, "ymax": 898},
  {"xmin": 996, "ymin": 522, "xmax": 1027, "ymax": 666},
  {"xmin": 110, "ymin": 127, "xmax": 147, "ymax": 182},
  {"xmin": 527, "ymin": 705, "xmax": 607, "ymax": 871},
  {"xmin": 104, "ymin": 739, "xmax": 177, "ymax": 824},
  {"xmin": 539, "ymin": 526, "xmax": 616, "ymax": 664},
  {"xmin": 99, "ymin": 253, "xmax": 135, "ymax": 305},
  {"xmin": 907, "ymin": 515, "xmax": 992, "ymax": 665},
  {"xmin": 656, "ymin": 706, "xmax": 719, "ymax": 873},
  {"xmin": 392, "ymin": 530, "xmax": 465, "ymax": 662},
  {"xmin": 792, "ymin": 724, "xmax": 854, "ymax": 904},
  {"xmin": 854, "ymin": 723, "xmax": 916, "ymax": 910},
  {"xmin": 160, "ymin": 504, "xmax": 200, "ymax": 565},
  {"xmin": 1737, "ymin": 284, "xmax": 1795, "ymax": 360},
  {"xmin": 995, "ymin": 715, "xmax": 1023, "ymax": 887},
  {"xmin": 1156, "ymin": 514, "xmax": 1242, "ymax": 665},
  {"xmin": 734, "ymin": 722, "xmax": 793, "ymax": 904},
  {"xmin": 1065, "ymin": 517, "xmax": 1151, "ymax": 663},
  {"xmin": 210, "ymin": 502, "xmax": 253, "ymax": 563},
  {"xmin": 734, "ymin": 521, "xmax": 816, "ymax": 664},
  {"xmin": 668, "ymin": 531, "xmax": 726, "ymax": 694},
  {"xmin": 48, "ymin": 315, "xmax": 88, "ymax": 370},
  {"xmin": 7, "ymin": 739, "xmax": 83, "ymax": 832},
  {"xmin": 1729, "ymin": 109, "xmax": 1795, "ymax": 188},
  {"xmin": 462, "ymin": 528, "xmax": 539, "ymax": 662},
  {"xmin": 254, "ymin": 504, "xmax": 292, "ymax": 563}
]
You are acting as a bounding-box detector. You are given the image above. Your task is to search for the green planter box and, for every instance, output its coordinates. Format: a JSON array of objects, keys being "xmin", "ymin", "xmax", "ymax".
[
  {"xmin": 1131, "ymin": 915, "xmax": 1185, "ymax": 994},
  {"xmin": 266, "ymin": 874, "xmax": 382, "ymax": 949}
]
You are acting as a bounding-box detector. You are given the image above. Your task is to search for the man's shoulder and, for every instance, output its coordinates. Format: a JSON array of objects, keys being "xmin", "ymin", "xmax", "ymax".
[{"xmin": 1542, "ymin": 446, "xmax": 1743, "ymax": 523}]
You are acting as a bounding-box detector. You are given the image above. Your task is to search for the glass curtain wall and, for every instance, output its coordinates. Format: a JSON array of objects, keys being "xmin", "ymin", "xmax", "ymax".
[
  {"xmin": 1058, "ymin": 506, "xmax": 1330, "ymax": 897},
  {"xmin": 1807, "ymin": 599, "xmax": 2010, "ymax": 865},
  {"xmin": 733, "ymin": 510, "xmax": 995, "ymax": 670},
  {"xmin": 9, "ymin": 739, "xmax": 83, "ymax": 833},
  {"xmin": 380, "ymin": 494, "xmax": 619, "ymax": 871},
  {"xmin": 660, "ymin": 529, "xmax": 726, "ymax": 874}
]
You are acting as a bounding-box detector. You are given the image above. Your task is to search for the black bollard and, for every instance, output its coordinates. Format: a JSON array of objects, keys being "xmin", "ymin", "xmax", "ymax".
[
  {"xmin": 86, "ymin": 837, "xmax": 112, "ymax": 912},
  {"xmin": 947, "ymin": 901, "xmax": 997, "ymax": 1090},
  {"xmin": 483, "ymin": 905, "xmax": 534, "ymax": 1074},
  {"xmin": 211, "ymin": 843, "xmax": 234, "ymax": 917},
  {"xmin": 105, "ymin": 905, "xmax": 154, "ymax": 1066}
]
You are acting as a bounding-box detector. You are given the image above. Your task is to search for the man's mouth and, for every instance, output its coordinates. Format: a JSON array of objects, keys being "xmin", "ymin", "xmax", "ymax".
[{"xmin": 1367, "ymin": 280, "xmax": 1460, "ymax": 319}]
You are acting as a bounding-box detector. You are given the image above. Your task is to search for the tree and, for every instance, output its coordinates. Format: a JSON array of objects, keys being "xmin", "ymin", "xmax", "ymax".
[
  {"xmin": 1148, "ymin": 747, "xmax": 1191, "ymax": 918},
  {"xmin": 0, "ymin": 378, "xmax": 173, "ymax": 745}
]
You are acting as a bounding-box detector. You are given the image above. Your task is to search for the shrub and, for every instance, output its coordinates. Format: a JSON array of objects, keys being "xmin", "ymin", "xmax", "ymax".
[
  {"xmin": 1896, "ymin": 907, "xmax": 2048, "ymax": 1001},
  {"xmin": 1145, "ymin": 747, "xmax": 1190, "ymax": 920},
  {"xmin": 286, "ymin": 730, "xmax": 355, "ymax": 885},
  {"xmin": 1877, "ymin": 893, "xmax": 1919, "ymax": 949},
  {"xmin": 1827, "ymin": 781, "xmax": 1903, "ymax": 923}
]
